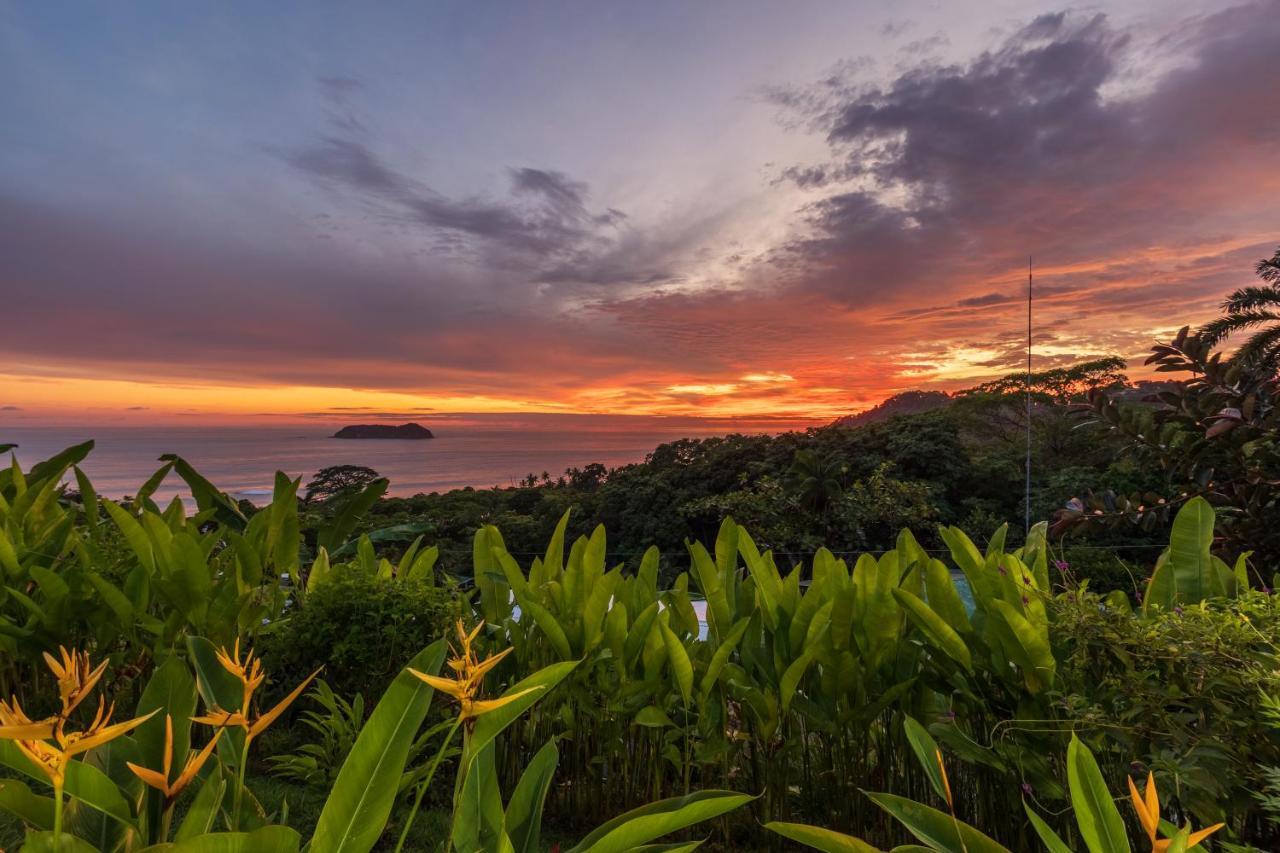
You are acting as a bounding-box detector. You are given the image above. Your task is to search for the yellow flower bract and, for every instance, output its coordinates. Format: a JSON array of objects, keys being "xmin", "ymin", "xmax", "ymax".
[
  {"xmin": 409, "ymin": 619, "xmax": 541, "ymax": 721},
  {"xmin": 0, "ymin": 646, "xmax": 155, "ymax": 787},
  {"xmin": 127, "ymin": 713, "xmax": 224, "ymax": 804},
  {"xmin": 1128, "ymin": 771, "xmax": 1225, "ymax": 852},
  {"xmin": 191, "ymin": 640, "xmax": 320, "ymax": 741}
]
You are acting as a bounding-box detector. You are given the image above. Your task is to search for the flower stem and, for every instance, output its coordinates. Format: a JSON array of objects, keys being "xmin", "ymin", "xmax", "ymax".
[
  {"xmin": 394, "ymin": 716, "xmax": 463, "ymax": 853},
  {"xmin": 233, "ymin": 736, "xmax": 251, "ymax": 830},
  {"xmin": 52, "ymin": 779, "xmax": 63, "ymax": 853},
  {"xmin": 160, "ymin": 805, "xmax": 174, "ymax": 844}
]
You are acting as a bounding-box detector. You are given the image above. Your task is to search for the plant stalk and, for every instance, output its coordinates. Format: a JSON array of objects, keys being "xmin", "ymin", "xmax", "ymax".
[{"xmin": 395, "ymin": 715, "xmax": 463, "ymax": 853}]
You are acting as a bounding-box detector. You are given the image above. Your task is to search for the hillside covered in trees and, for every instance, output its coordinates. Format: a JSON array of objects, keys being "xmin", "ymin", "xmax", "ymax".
[{"xmin": 300, "ymin": 358, "xmax": 1161, "ymax": 587}]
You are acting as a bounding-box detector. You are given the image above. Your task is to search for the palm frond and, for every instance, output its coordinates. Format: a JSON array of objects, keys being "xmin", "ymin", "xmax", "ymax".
[
  {"xmin": 1233, "ymin": 324, "xmax": 1280, "ymax": 371},
  {"xmin": 1257, "ymin": 247, "xmax": 1280, "ymax": 285},
  {"xmin": 1222, "ymin": 285, "xmax": 1280, "ymax": 314},
  {"xmin": 1199, "ymin": 309, "xmax": 1280, "ymax": 345}
]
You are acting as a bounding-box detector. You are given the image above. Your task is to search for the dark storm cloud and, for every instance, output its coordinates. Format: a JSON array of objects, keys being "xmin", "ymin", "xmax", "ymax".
[
  {"xmin": 283, "ymin": 124, "xmax": 670, "ymax": 285},
  {"xmin": 771, "ymin": 4, "xmax": 1280, "ymax": 311}
]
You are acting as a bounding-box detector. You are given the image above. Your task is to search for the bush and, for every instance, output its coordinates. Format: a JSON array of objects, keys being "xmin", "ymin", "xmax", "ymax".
[
  {"xmin": 1053, "ymin": 589, "xmax": 1280, "ymax": 839},
  {"xmin": 1049, "ymin": 545, "xmax": 1146, "ymax": 596},
  {"xmin": 263, "ymin": 568, "xmax": 460, "ymax": 702}
]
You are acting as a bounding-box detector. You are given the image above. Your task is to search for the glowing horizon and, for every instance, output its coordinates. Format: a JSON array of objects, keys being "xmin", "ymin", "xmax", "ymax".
[{"xmin": 2, "ymin": 2, "xmax": 1278, "ymax": 428}]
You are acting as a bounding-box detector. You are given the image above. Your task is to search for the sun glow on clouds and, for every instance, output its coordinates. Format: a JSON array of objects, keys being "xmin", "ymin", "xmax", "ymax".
[{"xmin": 1, "ymin": 4, "xmax": 1278, "ymax": 427}]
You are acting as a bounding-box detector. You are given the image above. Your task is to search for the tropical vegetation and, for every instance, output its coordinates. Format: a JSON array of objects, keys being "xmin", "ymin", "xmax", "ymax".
[
  {"xmin": 3, "ymin": 248, "xmax": 1280, "ymax": 850},
  {"xmin": 1, "ymin": 429, "xmax": 1278, "ymax": 849}
]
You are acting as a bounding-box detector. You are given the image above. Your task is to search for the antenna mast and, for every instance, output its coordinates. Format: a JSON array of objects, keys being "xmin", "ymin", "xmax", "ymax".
[{"xmin": 1025, "ymin": 256, "xmax": 1033, "ymax": 536}]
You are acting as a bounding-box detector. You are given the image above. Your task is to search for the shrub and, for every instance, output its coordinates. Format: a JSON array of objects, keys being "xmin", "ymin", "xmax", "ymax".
[
  {"xmin": 266, "ymin": 679, "xmax": 365, "ymax": 787},
  {"xmin": 1049, "ymin": 545, "xmax": 1145, "ymax": 596},
  {"xmin": 1053, "ymin": 589, "xmax": 1280, "ymax": 838},
  {"xmin": 263, "ymin": 567, "xmax": 460, "ymax": 702}
]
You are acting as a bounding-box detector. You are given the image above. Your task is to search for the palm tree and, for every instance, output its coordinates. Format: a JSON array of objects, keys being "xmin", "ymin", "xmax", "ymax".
[
  {"xmin": 1199, "ymin": 245, "xmax": 1280, "ymax": 369},
  {"xmin": 786, "ymin": 449, "xmax": 844, "ymax": 514}
]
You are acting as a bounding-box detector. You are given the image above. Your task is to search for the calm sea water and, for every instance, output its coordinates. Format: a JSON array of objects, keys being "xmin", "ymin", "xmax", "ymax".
[{"xmin": 1, "ymin": 424, "xmax": 722, "ymax": 503}]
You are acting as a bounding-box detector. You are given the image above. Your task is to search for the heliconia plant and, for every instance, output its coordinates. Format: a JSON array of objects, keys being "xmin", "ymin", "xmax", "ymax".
[
  {"xmin": 0, "ymin": 444, "xmax": 1262, "ymax": 849},
  {"xmin": 765, "ymin": 726, "xmax": 1224, "ymax": 853},
  {"xmin": 0, "ymin": 631, "xmax": 750, "ymax": 852}
]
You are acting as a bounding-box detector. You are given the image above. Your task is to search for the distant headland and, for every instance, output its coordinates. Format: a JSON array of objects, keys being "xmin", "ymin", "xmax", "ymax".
[{"xmin": 333, "ymin": 423, "xmax": 435, "ymax": 440}]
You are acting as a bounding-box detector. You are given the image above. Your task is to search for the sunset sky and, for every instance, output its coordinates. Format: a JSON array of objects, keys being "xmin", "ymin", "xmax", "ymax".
[{"xmin": 3, "ymin": 1, "xmax": 1278, "ymax": 426}]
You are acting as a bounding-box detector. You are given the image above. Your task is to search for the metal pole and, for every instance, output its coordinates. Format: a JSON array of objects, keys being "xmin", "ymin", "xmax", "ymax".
[{"xmin": 1025, "ymin": 256, "xmax": 1033, "ymax": 536}]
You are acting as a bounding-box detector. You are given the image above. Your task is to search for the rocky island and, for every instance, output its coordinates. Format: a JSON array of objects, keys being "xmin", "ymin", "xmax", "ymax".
[{"xmin": 332, "ymin": 423, "xmax": 435, "ymax": 440}]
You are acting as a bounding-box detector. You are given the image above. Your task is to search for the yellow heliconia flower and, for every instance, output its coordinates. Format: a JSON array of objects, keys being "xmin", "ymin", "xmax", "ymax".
[
  {"xmin": 127, "ymin": 714, "xmax": 224, "ymax": 805},
  {"xmin": 43, "ymin": 647, "xmax": 109, "ymax": 719},
  {"xmin": 409, "ymin": 619, "xmax": 540, "ymax": 722},
  {"xmin": 190, "ymin": 641, "xmax": 319, "ymax": 741},
  {"xmin": 935, "ymin": 747, "xmax": 954, "ymax": 810},
  {"xmin": 1127, "ymin": 771, "xmax": 1225, "ymax": 852},
  {"xmin": 0, "ymin": 647, "xmax": 156, "ymax": 788}
]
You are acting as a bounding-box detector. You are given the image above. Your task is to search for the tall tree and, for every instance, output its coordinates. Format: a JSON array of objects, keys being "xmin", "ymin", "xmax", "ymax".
[
  {"xmin": 786, "ymin": 449, "xmax": 844, "ymax": 514},
  {"xmin": 304, "ymin": 464, "xmax": 381, "ymax": 503}
]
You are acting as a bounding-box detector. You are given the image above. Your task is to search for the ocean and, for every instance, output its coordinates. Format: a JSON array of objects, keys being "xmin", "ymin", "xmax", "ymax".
[{"xmin": 1, "ymin": 423, "xmax": 740, "ymax": 503}]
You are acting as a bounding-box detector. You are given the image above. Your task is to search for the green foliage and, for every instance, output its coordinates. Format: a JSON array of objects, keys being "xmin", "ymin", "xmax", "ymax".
[
  {"xmin": 4, "ymin": 441, "xmax": 1279, "ymax": 850},
  {"xmin": 265, "ymin": 680, "xmax": 364, "ymax": 787},
  {"xmin": 310, "ymin": 639, "xmax": 448, "ymax": 853},
  {"xmin": 959, "ymin": 356, "xmax": 1128, "ymax": 404},
  {"xmin": 1053, "ymin": 588, "xmax": 1280, "ymax": 832},
  {"xmin": 1068, "ymin": 322, "xmax": 1280, "ymax": 567},
  {"xmin": 262, "ymin": 566, "xmax": 457, "ymax": 703},
  {"xmin": 1048, "ymin": 545, "xmax": 1141, "ymax": 596},
  {"xmin": 303, "ymin": 465, "xmax": 382, "ymax": 504},
  {"xmin": 333, "ymin": 355, "xmax": 1168, "ymax": 596}
]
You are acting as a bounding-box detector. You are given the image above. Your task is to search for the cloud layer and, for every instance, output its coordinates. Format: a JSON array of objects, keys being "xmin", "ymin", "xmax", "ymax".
[{"xmin": 2, "ymin": 2, "xmax": 1278, "ymax": 423}]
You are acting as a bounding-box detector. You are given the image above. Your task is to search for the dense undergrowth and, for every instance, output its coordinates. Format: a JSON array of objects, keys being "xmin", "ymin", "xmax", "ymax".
[{"xmin": 1, "ymin": 436, "xmax": 1278, "ymax": 851}]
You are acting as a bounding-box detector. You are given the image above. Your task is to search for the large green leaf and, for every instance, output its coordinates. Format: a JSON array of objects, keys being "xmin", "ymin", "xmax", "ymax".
[
  {"xmin": 314, "ymin": 478, "xmax": 389, "ymax": 555},
  {"xmin": 1065, "ymin": 735, "xmax": 1130, "ymax": 853},
  {"xmin": 519, "ymin": 599, "xmax": 573, "ymax": 660},
  {"xmin": 543, "ymin": 509, "xmax": 571, "ymax": 577},
  {"xmin": 865, "ymin": 793, "xmax": 1010, "ymax": 853},
  {"xmin": 659, "ymin": 619, "xmax": 694, "ymax": 705},
  {"xmin": 156, "ymin": 825, "xmax": 301, "ymax": 852},
  {"xmin": 893, "ymin": 589, "xmax": 972, "ymax": 672},
  {"xmin": 104, "ymin": 500, "xmax": 155, "ymax": 572},
  {"xmin": 18, "ymin": 830, "xmax": 100, "ymax": 853},
  {"xmin": 466, "ymin": 660, "xmax": 579, "ymax": 763},
  {"xmin": 159, "ymin": 454, "xmax": 247, "ymax": 531},
  {"xmin": 309, "ymin": 639, "xmax": 448, "ymax": 853},
  {"xmin": 988, "ymin": 599, "xmax": 1054, "ymax": 693},
  {"xmin": 780, "ymin": 649, "xmax": 816, "ymax": 714},
  {"xmin": 629, "ymin": 842, "xmax": 706, "ymax": 853},
  {"xmin": 0, "ymin": 742, "xmax": 136, "ymax": 831},
  {"xmin": 175, "ymin": 777, "xmax": 227, "ymax": 842},
  {"xmin": 565, "ymin": 790, "xmax": 753, "ymax": 853},
  {"xmin": 505, "ymin": 739, "xmax": 559, "ymax": 853},
  {"xmin": 1023, "ymin": 801, "xmax": 1071, "ymax": 853},
  {"xmin": 1145, "ymin": 497, "xmax": 1218, "ymax": 610},
  {"xmin": 0, "ymin": 777, "xmax": 54, "ymax": 829},
  {"xmin": 764, "ymin": 822, "xmax": 884, "ymax": 852},
  {"xmin": 18, "ymin": 441, "xmax": 94, "ymax": 491},
  {"xmin": 902, "ymin": 716, "xmax": 948, "ymax": 805},
  {"xmin": 923, "ymin": 559, "xmax": 971, "ymax": 635},
  {"xmin": 186, "ymin": 637, "xmax": 247, "ymax": 762},
  {"xmin": 697, "ymin": 618, "xmax": 750, "ymax": 704},
  {"xmin": 451, "ymin": 743, "xmax": 506, "ymax": 853},
  {"xmin": 136, "ymin": 656, "xmax": 198, "ymax": 778}
]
